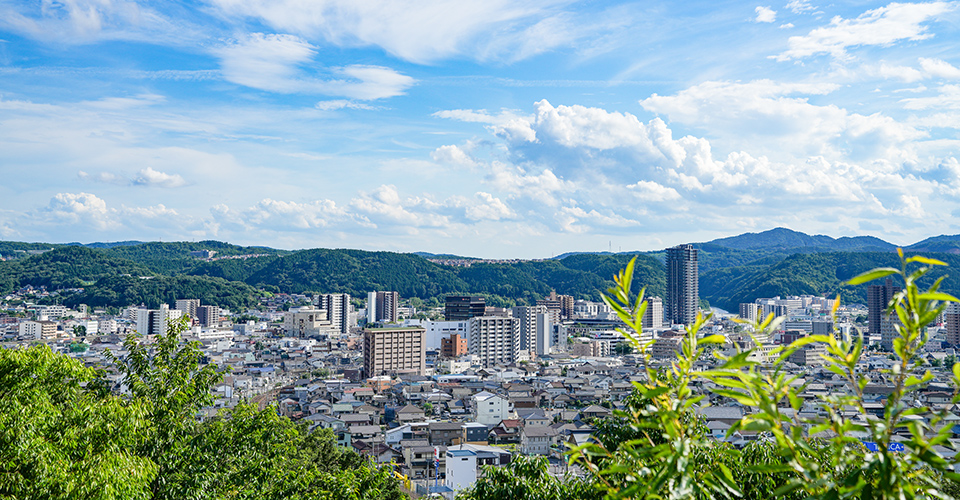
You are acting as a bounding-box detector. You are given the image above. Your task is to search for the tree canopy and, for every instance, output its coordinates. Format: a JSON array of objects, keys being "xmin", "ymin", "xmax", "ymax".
[{"xmin": 0, "ymin": 319, "xmax": 404, "ymax": 500}]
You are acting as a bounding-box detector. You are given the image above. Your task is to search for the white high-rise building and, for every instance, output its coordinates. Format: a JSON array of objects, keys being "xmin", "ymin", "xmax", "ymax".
[
  {"xmin": 136, "ymin": 305, "xmax": 183, "ymax": 336},
  {"xmin": 534, "ymin": 312, "xmax": 552, "ymax": 356},
  {"xmin": 642, "ymin": 297, "xmax": 664, "ymax": 330},
  {"xmin": 175, "ymin": 299, "xmax": 200, "ymax": 318},
  {"xmin": 367, "ymin": 291, "xmax": 399, "ymax": 324},
  {"xmin": 317, "ymin": 293, "xmax": 352, "ymax": 335},
  {"xmin": 468, "ymin": 316, "xmax": 520, "ymax": 368},
  {"xmin": 511, "ymin": 305, "xmax": 548, "ymax": 355}
]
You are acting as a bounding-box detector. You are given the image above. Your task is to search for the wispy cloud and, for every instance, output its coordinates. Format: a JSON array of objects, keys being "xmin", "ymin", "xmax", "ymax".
[
  {"xmin": 0, "ymin": 0, "xmax": 205, "ymax": 45},
  {"xmin": 213, "ymin": 33, "xmax": 415, "ymax": 99},
  {"xmin": 207, "ymin": 0, "xmax": 625, "ymax": 64},
  {"xmin": 775, "ymin": 1, "xmax": 954, "ymax": 61},
  {"xmin": 79, "ymin": 167, "xmax": 188, "ymax": 188}
]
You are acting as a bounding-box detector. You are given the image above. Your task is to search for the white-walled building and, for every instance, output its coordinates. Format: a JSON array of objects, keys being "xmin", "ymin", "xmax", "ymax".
[
  {"xmin": 473, "ymin": 391, "xmax": 511, "ymax": 426},
  {"xmin": 534, "ymin": 312, "xmax": 552, "ymax": 356},
  {"xmin": 317, "ymin": 293, "xmax": 352, "ymax": 334},
  {"xmin": 512, "ymin": 305, "xmax": 547, "ymax": 355},
  {"xmin": 283, "ymin": 307, "xmax": 338, "ymax": 338},
  {"xmin": 445, "ymin": 449, "xmax": 477, "ymax": 495},
  {"xmin": 19, "ymin": 320, "xmax": 57, "ymax": 340},
  {"xmin": 97, "ymin": 319, "xmax": 118, "ymax": 335},
  {"xmin": 468, "ymin": 316, "xmax": 519, "ymax": 368},
  {"xmin": 136, "ymin": 305, "xmax": 183, "ymax": 336},
  {"xmin": 402, "ymin": 319, "xmax": 469, "ymax": 351}
]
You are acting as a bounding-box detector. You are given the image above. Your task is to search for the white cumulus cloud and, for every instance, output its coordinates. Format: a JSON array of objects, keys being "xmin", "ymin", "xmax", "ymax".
[
  {"xmin": 919, "ymin": 57, "xmax": 960, "ymax": 79},
  {"xmin": 755, "ymin": 6, "xmax": 777, "ymax": 23}
]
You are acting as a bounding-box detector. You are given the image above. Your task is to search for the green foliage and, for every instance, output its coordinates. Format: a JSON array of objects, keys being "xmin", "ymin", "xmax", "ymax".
[
  {"xmin": 1, "ymin": 318, "xmax": 403, "ymax": 500},
  {"xmin": 0, "ymin": 344, "xmax": 157, "ymax": 499},
  {"xmin": 569, "ymin": 257, "xmax": 739, "ymax": 499},
  {"xmin": 612, "ymin": 342, "xmax": 634, "ymax": 355},
  {"xmin": 63, "ymin": 275, "xmax": 261, "ymax": 311},
  {"xmin": 236, "ymin": 248, "xmax": 469, "ymax": 297},
  {"xmin": 458, "ymin": 455, "xmax": 598, "ymax": 500},
  {"xmin": 700, "ymin": 251, "xmax": 960, "ymax": 311},
  {"xmin": 102, "ymin": 241, "xmax": 286, "ymax": 275},
  {"xmin": 0, "ymin": 246, "xmax": 153, "ymax": 294},
  {"xmin": 562, "ymin": 252, "xmax": 960, "ymax": 500}
]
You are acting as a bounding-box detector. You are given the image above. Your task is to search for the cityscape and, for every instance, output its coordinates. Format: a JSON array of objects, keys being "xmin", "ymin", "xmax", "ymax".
[
  {"xmin": 3, "ymin": 0, "xmax": 960, "ymax": 498},
  {"xmin": 4, "ymin": 232, "xmax": 960, "ymax": 497}
]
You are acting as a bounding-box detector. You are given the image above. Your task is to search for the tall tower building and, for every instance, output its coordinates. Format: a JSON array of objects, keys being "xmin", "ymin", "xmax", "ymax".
[
  {"xmin": 196, "ymin": 305, "xmax": 220, "ymax": 327},
  {"xmin": 318, "ymin": 293, "xmax": 352, "ymax": 334},
  {"xmin": 363, "ymin": 326, "xmax": 426, "ymax": 377},
  {"xmin": 868, "ymin": 278, "xmax": 901, "ymax": 336},
  {"xmin": 445, "ymin": 295, "xmax": 486, "ymax": 321},
  {"xmin": 642, "ymin": 297, "xmax": 664, "ymax": 331},
  {"xmin": 535, "ymin": 292, "xmax": 563, "ymax": 325},
  {"xmin": 666, "ymin": 244, "xmax": 699, "ymax": 326},
  {"xmin": 945, "ymin": 302, "xmax": 960, "ymax": 346},
  {"xmin": 533, "ymin": 311, "xmax": 552, "ymax": 356},
  {"xmin": 136, "ymin": 304, "xmax": 183, "ymax": 336},
  {"xmin": 469, "ymin": 316, "xmax": 520, "ymax": 368},
  {"xmin": 175, "ymin": 299, "xmax": 200, "ymax": 318},
  {"xmin": 367, "ymin": 291, "xmax": 399, "ymax": 324},
  {"xmin": 511, "ymin": 305, "xmax": 548, "ymax": 353}
]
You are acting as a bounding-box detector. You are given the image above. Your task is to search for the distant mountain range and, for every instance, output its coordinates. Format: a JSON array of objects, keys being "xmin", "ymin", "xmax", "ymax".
[
  {"xmin": 3, "ymin": 227, "xmax": 960, "ymax": 313},
  {"xmin": 703, "ymin": 227, "xmax": 898, "ymax": 252}
]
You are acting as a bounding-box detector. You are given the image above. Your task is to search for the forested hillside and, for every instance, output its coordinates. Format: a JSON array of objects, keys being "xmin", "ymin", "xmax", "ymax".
[
  {"xmin": 0, "ymin": 246, "xmax": 153, "ymax": 293},
  {"xmin": 699, "ymin": 252, "xmax": 960, "ymax": 311},
  {"xmin": 62, "ymin": 275, "xmax": 262, "ymax": 311},
  {"xmin": 0, "ymin": 246, "xmax": 260, "ymax": 310},
  {"xmin": 5, "ymin": 232, "xmax": 960, "ymax": 313}
]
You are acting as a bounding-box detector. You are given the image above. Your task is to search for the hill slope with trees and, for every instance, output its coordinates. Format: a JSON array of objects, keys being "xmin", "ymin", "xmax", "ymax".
[{"xmin": 6, "ymin": 230, "xmax": 960, "ymax": 312}]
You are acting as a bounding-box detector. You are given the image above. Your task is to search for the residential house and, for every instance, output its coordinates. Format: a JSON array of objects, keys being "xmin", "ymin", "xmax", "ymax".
[
  {"xmin": 519, "ymin": 425, "xmax": 557, "ymax": 455},
  {"xmin": 473, "ymin": 391, "xmax": 511, "ymax": 425},
  {"xmin": 429, "ymin": 422, "xmax": 463, "ymax": 447}
]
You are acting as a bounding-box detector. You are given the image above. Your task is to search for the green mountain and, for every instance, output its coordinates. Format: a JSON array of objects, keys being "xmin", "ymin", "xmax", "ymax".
[
  {"xmin": 704, "ymin": 227, "xmax": 896, "ymax": 252},
  {"xmin": 182, "ymin": 249, "xmax": 666, "ymax": 304},
  {"xmin": 101, "ymin": 241, "xmax": 286, "ymax": 275},
  {"xmin": 0, "ymin": 246, "xmax": 153, "ymax": 293},
  {"xmin": 0, "ymin": 246, "xmax": 261, "ymax": 310},
  {"xmin": 236, "ymin": 249, "xmax": 469, "ymax": 297},
  {"xmin": 62, "ymin": 275, "xmax": 261, "ymax": 311},
  {"xmin": 6, "ymin": 229, "xmax": 960, "ymax": 314},
  {"xmin": 906, "ymin": 234, "xmax": 960, "ymax": 254},
  {"xmin": 700, "ymin": 251, "xmax": 960, "ymax": 311}
]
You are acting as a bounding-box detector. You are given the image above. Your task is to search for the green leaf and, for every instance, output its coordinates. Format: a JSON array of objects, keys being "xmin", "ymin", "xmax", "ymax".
[
  {"xmin": 844, "ymin": 267, "xmax": 899, "ymax": 286},
  {"xmin": 917, "ymin": 292, "xmax": 960, "ymax": 303},
  {"xmin": 699, "ymin": 334, "xmax": 726, "ymax": 345},
  {"xmin": 906, "ymin": 255, "xmax": 948, "ymax": 266}
]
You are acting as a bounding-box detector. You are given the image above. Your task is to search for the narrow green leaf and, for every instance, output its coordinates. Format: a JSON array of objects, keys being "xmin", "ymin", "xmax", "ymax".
[
  {"xmin": 906, "ymin": 255, "xmax": 948, "ymax": 266},
  {"xmin": 844, "ymin": 268, "xmax": 899, "ymax": 286},
  {"xmin": 699, "ymin": 334, "xmax": 726, "ymax": 345},
  {"xmin": 917, "ymin": 292, "xmax": 960, "ymax": 303}
]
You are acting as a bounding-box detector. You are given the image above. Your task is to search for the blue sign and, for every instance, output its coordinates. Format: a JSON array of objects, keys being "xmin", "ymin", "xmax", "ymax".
[{"xmin": 861, "ymin": 441, "xmax": 904, "ymax": 452}]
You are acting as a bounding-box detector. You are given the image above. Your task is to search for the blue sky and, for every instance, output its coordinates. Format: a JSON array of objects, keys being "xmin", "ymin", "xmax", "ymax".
[{"xmin": 1, "ymin": 0, "xmax": 959, "ymax": 257}]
